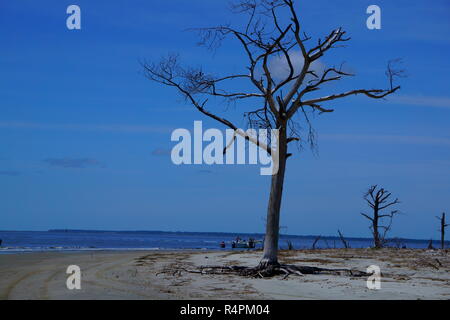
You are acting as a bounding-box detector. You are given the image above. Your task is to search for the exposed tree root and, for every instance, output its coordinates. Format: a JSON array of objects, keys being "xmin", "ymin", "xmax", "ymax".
[{"xmin": 158, "ymin": 264, "xmax": 369, "ymax": 279}]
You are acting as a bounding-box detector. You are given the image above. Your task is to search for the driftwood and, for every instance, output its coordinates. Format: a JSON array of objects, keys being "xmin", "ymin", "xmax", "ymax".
[{"xmin": 415, "ymin": 258, "xmax": 441, "ymax": 270}]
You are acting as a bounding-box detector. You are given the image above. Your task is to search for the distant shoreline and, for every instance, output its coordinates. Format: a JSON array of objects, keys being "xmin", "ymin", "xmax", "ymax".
[{"xmin": 0, "ymin": 229, "xmax": 444, "ymax": 243}]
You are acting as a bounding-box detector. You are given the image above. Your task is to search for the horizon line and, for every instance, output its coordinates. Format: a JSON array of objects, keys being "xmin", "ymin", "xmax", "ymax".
[{"xmin": 0, "ymin": 228, "xmax": 445, "ymax": 243}]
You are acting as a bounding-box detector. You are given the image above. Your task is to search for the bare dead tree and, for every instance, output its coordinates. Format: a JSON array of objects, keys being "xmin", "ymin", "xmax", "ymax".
[
  {"xmin": 361, "ymin": 185, "xmax": 400, "ymax": 248},
  {"xmin": 337, "ymin": 230, "xmax": 350, "ymax": 249},
  {"xmin": 311, "ymin": 235, "xmax": 321, "ymax": 250},
  {"xmin": 427, "ymin": 239, "xmax": 434, "ymax": 250},
  {"xmin": 385, "ymin": 58, "xmax": 407, "ymax": 90},
  {"xmin": 143, "ymin": 0, "xmax": 401, "ymax": 271},
  {"xmin": 436, "ymin": 212, "xmax": 448, "ymax": 249},
  {"xmin": 286, "ymin": 240, "xmax": 294, "ymax": 250}
]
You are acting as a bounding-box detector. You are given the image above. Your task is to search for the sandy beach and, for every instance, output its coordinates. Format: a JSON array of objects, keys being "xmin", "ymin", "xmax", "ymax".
[{"xmin": 0, "ymin": 248, "xmax": 449, "ymax": 300}]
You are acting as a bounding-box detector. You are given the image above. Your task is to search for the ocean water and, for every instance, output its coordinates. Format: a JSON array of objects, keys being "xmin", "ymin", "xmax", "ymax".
[{"xmin": 0, "ymin": 230, "xmax": 437, "ymax": 254}]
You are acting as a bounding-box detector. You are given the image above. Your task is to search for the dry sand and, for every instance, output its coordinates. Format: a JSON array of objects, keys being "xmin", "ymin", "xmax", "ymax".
[{"xmin": 0, "ymin": 248, "xmax": 449, "ymax": 300}]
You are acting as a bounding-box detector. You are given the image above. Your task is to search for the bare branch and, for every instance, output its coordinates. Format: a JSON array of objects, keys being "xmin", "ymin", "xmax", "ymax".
[
  {"xmin": 360, "ymin": 212, "xmax": 374, "ymax": 221},
  {"xmin": 141, "ymin": 56, "xmax": 272, "ymax": 154},
  {"xmin": 144, "ymin": 0, "xmax": 403, "ymax": 157},
  {"xmin": 308, "ymin": 27, "xmax": 350, "ymax": 61},
  {"xmin": 379, "ymin": 198, "xmax": 400, "ymax": 210},
  {"xmin": 300, "ymin": 86, "xmax": 400, "ymax": 106}
]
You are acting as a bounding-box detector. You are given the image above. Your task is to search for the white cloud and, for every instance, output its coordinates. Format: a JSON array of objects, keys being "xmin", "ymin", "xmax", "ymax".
[
  {"xmin": 321, "ymin": 134, "xmax": 450, "ymax": 147},
  {"xmin": 0, "ymin": 122, "xmax": 172, "ymax": 134},
  {"xmin": 387, "ymin": 95, "xmax": 450, "ymax": 109},
  {"xmin": 254, "ymin": 50, "xmax": 325, "ymax": 82},
  {"xmin": 44, "ymin": 158, "xmax": 105, "ymax": 169}
]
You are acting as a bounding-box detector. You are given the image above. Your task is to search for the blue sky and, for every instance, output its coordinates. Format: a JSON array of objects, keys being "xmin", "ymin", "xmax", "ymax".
[{"xmin": 0, "ymin": 0, "xmax": 449, "ymax": 239}]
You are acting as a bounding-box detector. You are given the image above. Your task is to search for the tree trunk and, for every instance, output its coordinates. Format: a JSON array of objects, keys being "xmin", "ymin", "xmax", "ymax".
[
  {"xmin": 441, "ymin": 213, "xmax": 446, "ymax": 250},
  {"xmin": 373, "ymin": 207, "xmax": 381, "ymax": 248},
  {"xmin": 259, "ymin": 130, "xmax": 287, "ymax": 268},
  {"xmin": 373, "ymin": 222, "xmax": 381, "ymax": 248}
]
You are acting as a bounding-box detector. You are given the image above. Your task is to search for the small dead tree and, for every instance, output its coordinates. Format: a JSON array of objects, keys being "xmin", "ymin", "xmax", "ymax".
[
  {"xmin": 311, "ymin": 235, "xmax": 321, "ymax": 250},
  {"xmin": 385, "ymin": 58, "xmax": 407, "ymax": 91},
  {"xmin": 143, "ymin": 0, "xmax": 401, "ymax": 272},
  {"xmin": 436, "ymin": 212, "xmax": 448, "ymax": 249},
  {"xmin": 427, "ymin": 239, "xmax": 434, "ymax": 250},
  {"xmin": 361, "ymin": 185, "xmax": 400, "ymax": 248},
  {"xmin": 337, "ymin": 230, "xmax": 350, "ymax": 249}
]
